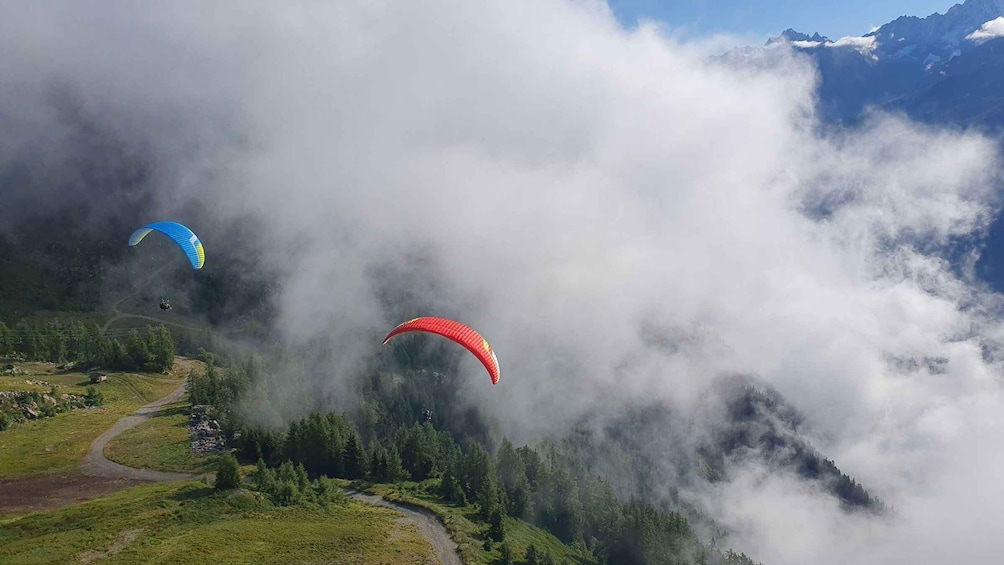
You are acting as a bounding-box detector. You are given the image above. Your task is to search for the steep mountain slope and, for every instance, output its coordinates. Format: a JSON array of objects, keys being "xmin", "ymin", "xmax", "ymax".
[
  {"xmin": 558, "ymin": 375, "xmax": 884, "ymax": 515},
  {"xmin": 722, "ymin": 0, "xmax": 1004, "ymax": 127},
  {"xmin": 884, "ymin": 35, "xmax": 1004, "ymax": 129},
  {"xmin": 721, "ymin": 0, "xmax": 1004, "ymax": 296}
]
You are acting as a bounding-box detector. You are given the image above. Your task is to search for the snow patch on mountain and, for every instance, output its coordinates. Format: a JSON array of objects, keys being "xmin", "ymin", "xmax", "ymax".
[{"xmin": 746, "ymin": 0, "xmax": 1004, "ymax": 71}]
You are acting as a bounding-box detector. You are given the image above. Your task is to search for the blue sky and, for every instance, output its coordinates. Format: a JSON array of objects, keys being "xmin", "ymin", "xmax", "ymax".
[{"xmin": 606, "ymin": 0, "xmax": 959, "ymax": 41}]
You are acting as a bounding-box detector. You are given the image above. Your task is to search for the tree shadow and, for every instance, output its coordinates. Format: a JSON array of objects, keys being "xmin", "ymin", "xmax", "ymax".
[
  {"xmin": 151, "ymin": 404, "xmax": 189, "ymax": 419},
  {"xmin": 74, "ymin": 379, "xmax": 103, "ymax": 387},
  {"xmin": 170, "ymin": 485, "xmax": 214, "ymax": 502}
]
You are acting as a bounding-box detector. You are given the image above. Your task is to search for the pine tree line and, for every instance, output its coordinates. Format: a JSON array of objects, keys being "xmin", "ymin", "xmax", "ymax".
[
  {"xmin": 0, "ymin": 319, "xmax": 174, "ymax": 373},
  {"xmin": 194, "ymin": 344, "xmax": 763, "ymax": 565},
  {"xmin": 233, "ymin": 412, "xmax": 741, "ymax": 565},
  {"xmin": 186, "ymin": 353, "xmax": 257, "ymax": 418}
]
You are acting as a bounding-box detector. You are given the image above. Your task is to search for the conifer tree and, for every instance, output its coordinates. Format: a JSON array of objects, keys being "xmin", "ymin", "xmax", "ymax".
[
  {"xmin": 368, "ymin": 443, "xmax": 382, "ymax": 480},
  {"xmin": 215, "ymin": 453, "xmax": 241, "ymax": 490},
  {"xmin": 14, "ymin": 321, "xmax": 38, "ymax": 360},
  {"xmin": 161, "ymin": 325, "xmax": 175, "ymax": 370},
  {"xmin": 0, "ymin": 322, "xmax": 13, "ymax": 357},
  {"xmin": 343, "ymin": 433, "xmax": 367, "ymax": 479},
  {"xmin": 524, "ymin": 544, "xmax": 539, "ymax": 565},
  {"xmin": 488, "ymin": 506, "xmax": 506, "ymax": 542},
  {"xmin": 127, "ymin": 329, "xmax": 150, "ymax": 369},
  {"xmin": 386, "ymin": 444, "xmax": 409, "ymax": 483},
  {"xmin": 253, "ymin": 459, "xmax": 276, "ymax": 493}
]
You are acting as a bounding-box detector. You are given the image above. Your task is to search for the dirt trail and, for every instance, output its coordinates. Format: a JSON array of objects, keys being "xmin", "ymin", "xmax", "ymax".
[
  {"xmin": 70, "ymin": 382, "xmax": 463, "ymax": 564},
  {"xmin": 100, "ymin": 264, "xmax": 208, "ymax": 335},
  {"xmin": 77, "ymin": 388, "xmax": 462, "ymax": 564},
  {"xmin": 0, "ymin": 378, "xmax": 198, "ymax": 515},
  {"xmin": 8, "ymin": 272, "xmax": 462, "ymax": 563},
  {"xmin": 79, "ymin": 381, "xmax": 203, "ymax": 482},
  {"xmin": 0, "ymin": 474, "xmax": 146, "ymax": 516},
  {"xmin": 345, "ymin": 490, "xmax": 462, "ymax": 565},
  {"xmin": 102, "ymin": 312, "xmax": 208, "ymax": 334}
]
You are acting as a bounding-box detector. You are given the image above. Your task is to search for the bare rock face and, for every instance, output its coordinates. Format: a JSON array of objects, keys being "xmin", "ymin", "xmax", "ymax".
[{"xmin": 189, "ymin": 409, "xmax": 227, "ymax": 456}]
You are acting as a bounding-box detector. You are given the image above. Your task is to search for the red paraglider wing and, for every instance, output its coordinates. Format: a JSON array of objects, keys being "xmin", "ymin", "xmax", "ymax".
[{"xmin": 383, "ymin": 317, "xmax": 500, "ymax": 385}]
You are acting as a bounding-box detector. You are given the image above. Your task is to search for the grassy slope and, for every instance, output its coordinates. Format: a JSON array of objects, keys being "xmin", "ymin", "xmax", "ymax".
[
  {"xmin": 8, "ymin": 353, "xmax": 591, "ymax": 564},
  {"xmin": 0, "ymin": 482, "xmax": 437, "ymax": 565},
  {"xmin": 0, "ymin": 360, "xmax": 191, "ymax": 478},
  {"xmin": 104, "ymin": 399, "xmax": 215, "ymax": 474},
  {"xmin": 361, "ymin": 481, "xmax": 597, "ymax": 565}
]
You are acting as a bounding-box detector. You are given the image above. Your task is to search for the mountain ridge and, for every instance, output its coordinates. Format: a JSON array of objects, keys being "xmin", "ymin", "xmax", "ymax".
[
  {"xmin": 723, "ymin": 0, "xmax": 1004, "ymax": 127},
  {"xmin": 720, "ymin": 0, "xmax": 1004, "ymax": 295}
]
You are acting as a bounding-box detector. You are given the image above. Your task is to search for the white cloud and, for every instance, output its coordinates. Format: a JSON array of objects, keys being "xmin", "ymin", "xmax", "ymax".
[
  {"xmin": 967, "ymin": 16, "xmax": 1004, "ymax": 43},
  {"xmin": 830, "ymin": 35, "xmax": 878, "ymax": 59},
  {"xmin": 1, "ymin": 2, "xmax": 1003, "ymax": 563}
]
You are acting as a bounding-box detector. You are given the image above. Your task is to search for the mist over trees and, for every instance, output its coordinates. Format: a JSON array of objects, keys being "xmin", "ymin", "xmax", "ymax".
[
  {"xmin": 232, "ymin": 394, "xmax": 752, "ymax": 564},
  {"xmin": 177, "ymin": 347, "xmax": 768, "ymax": 565},
  {"xmin": 7, "ymin": 2, "xmax": 1002, "ymax": 563}
]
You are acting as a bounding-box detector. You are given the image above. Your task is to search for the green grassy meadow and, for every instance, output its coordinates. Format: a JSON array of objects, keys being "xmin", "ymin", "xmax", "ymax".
[
  {"xmin": 105, "ymin": 400, "xmax": 215, "ymax": 474},
  {"xmin": 0, "ymin": 362, "xmax": 186, "ymax": 478},
  {"xmin": 2, "ymin": 355, "xmax": 603, "ymax": 565},
  {"xmin": 0, "ymin": 482, "xmax": 438, "ymax": 564}
]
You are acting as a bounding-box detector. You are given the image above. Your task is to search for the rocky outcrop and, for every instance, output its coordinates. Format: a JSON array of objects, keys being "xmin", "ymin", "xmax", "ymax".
[
  {"xmin": 189, "ymin": 405, "xmax": 226, "ymax": 456},
  {"xmin": 0, "ymin": 390, "xmax": 88, "ymax": 425}
]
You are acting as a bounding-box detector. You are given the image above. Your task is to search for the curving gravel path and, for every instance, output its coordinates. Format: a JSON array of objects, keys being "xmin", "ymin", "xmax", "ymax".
[
  {"xmin": 74, "ymin": 358, "xmax": 461, "ymax": 564},
  {"xmin": 79, "ymin": 381, "xmax": 203, "ymax": 482},
  {"xmin": 344, "ymin": 490, "xmax": 462, "ymax": 565}
]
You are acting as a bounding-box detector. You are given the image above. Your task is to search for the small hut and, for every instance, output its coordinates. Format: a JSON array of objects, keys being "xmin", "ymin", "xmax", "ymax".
[{"xmin": 89, "ymin": 373, "xmax": 108, "ymax": 384}]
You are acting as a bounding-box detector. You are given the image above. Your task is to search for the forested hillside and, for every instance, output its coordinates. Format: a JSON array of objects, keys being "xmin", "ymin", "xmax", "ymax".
[
  {"xmin": 185, "ymin": 349, "xmax": 763, "ymax": 565},
  {"xmin": 0, "ymin": 215, "xmax": 888, "ymax": 565},
  {"xmin": 0, "ymin": 5, "xmax": 941, "ymax": 562}
]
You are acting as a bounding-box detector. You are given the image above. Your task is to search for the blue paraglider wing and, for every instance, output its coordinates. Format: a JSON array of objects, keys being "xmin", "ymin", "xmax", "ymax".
[{"xmin": 128, "ymin": 221, "xmax": 205, "ymax": 270}]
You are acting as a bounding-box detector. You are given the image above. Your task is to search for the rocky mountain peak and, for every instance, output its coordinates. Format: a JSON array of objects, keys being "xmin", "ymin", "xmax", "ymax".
[{"xmin": 765, "ymin": 28, "xmax": 831, "ymax": 46}]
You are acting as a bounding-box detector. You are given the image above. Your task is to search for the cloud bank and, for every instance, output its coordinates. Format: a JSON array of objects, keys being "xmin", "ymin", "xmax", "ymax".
[
  {"xmin": 1, "ymin": 1, "xmax": 1003, "ymax": 563},
  {"xmin": 967, "ymin": 16, "xmax": 1004, "ymax": 43}
]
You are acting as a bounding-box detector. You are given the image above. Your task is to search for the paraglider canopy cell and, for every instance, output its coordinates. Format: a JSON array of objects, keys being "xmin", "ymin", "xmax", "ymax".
[
  {"xmin": 383, "ymin": 317, "xmax": 500, "ymax": 385},
  {"xmin": 128, "ymin": 221, "xmax": 205, "ymax": 270}
]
